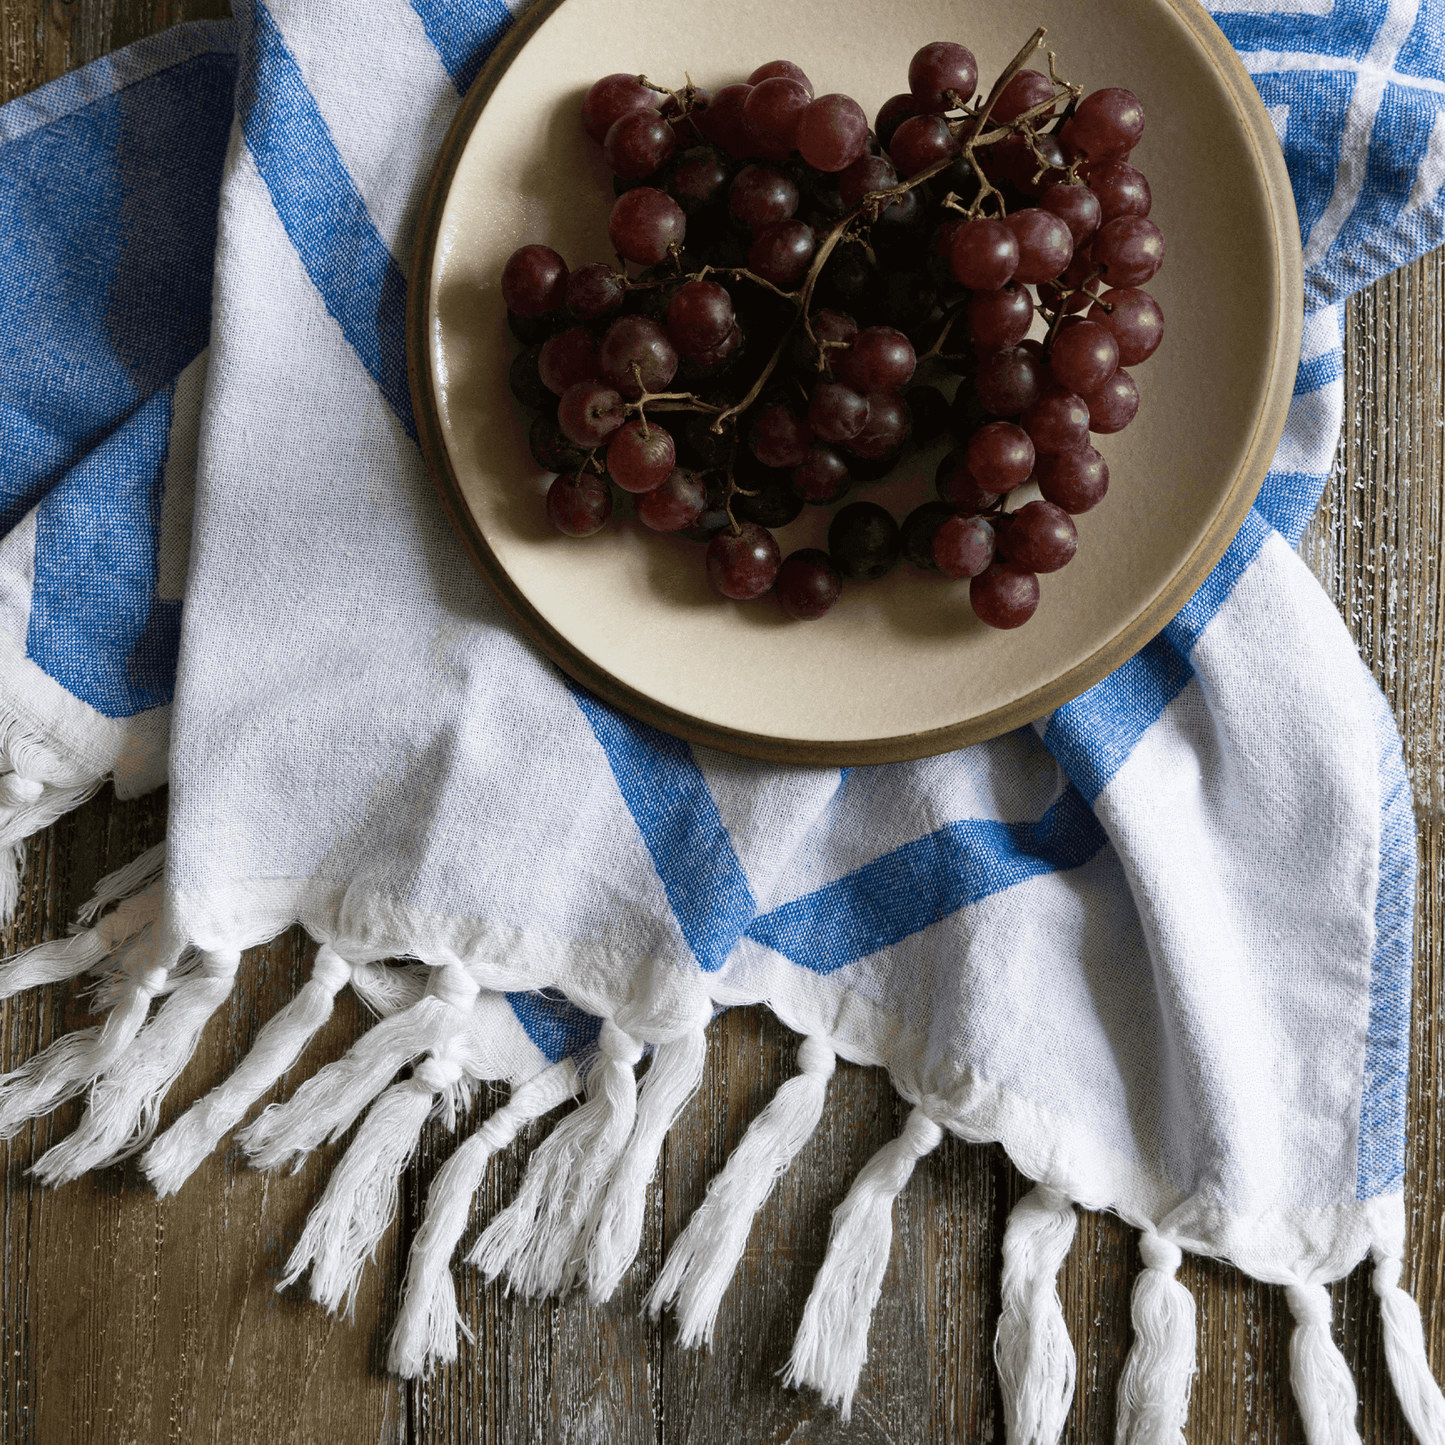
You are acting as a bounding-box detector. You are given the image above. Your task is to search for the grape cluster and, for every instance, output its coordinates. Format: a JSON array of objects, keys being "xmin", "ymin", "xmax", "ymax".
[{"xmin": 501, "ymin": 31, "xmax": 1164, "ymax": 628}]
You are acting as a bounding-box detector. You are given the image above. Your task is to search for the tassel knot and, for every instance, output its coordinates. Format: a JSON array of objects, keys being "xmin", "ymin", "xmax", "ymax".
[
  {"xmin": 428, "ymin": 962, "xmax": 479, "ymax": 1013},
  {"xmin": 0, "ymin": 774, "xmax": 44, "ymax": 807},
  {"xmin": 1285, "ymin": 1281, "xmax": 1336, "ymax": 1329},
  {"xmin": 599, "ymin": 1018, "xmax": 645, "ymax": 1067},
  {"xmin": 199, "ymin": 947, "xmax": 242, "ymax": 981},
  {"xmin": 414, "ymin": 1052, "xmax": 467, "ymax": 1095},
  {"xmin": 1284, "ymin": 1280, "xmax": 1361, "ymax": 1445},
  {"xmin": 139, "ymin": 965, "xmax": 170, "ymax": 997},
  {"xmin": 796, "ymin": 1034, "xmax": 836, "ymax": 1077},
  {"xmin": 1138, "ymin": 1232, "xmax": 1182, "ymax": 1274},
  {"xmin": 311, "ymin": 943, "xmax": 351, "ymax": 993},
  {"xmin": 1369, "ymin": 1244, "xmax": 1445, "ymax": 1445}
]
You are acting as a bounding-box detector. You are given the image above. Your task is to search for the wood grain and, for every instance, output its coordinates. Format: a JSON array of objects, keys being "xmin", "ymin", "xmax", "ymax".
[{"xmin": 1, "ymin": 3, "xmax": 1442, "ymax": 1441}]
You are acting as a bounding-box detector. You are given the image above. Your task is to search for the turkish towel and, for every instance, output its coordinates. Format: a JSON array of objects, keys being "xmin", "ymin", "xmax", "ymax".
[{"xmin": 2, "ymin": 0, "xmax": 1443, "ymax": 1437}]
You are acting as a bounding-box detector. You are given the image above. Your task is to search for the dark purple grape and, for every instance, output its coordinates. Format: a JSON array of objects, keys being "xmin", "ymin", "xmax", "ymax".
[
  {"xmin": 905, "ymin": 385, "xmax": 950, "ymax": 446},
  {"xmin": 1082, "ymin": 368, "xmax": 1139, "ymax": 433},
  {"xmin": 949, "ymin": 385, "xmax": 992, "ymax": 447},
  {"xmin": 970, "ymin": 559, "xmax": 1039, "ymax": 627},
  {"xmin": 733, "ymin": 477, "xmax": 804, "ymax": 528},
  {"xmin": 502, "ymin": 245, "xmax": 568, "ymax": 317},
  {"xmin": 1050, "ymin": 320, "xmax": 1119, "ymax": 395},
  {"xmin": 1093, "ymin": 216, "xmax": 1164, "ymax": 287},
  {"xmin": 992, "ymin": 69, "xmax": 1056, "ymax": 123},
  {"xmin": 998, "ymin": 500, "xmax": 1078, "ymax": 572},
  {"xmin": 968, "ymin": 283, "xmax": 1034, "ymax": 354},
  {"xmin": 538, "ymin": 325, "xmax": 601, "ymax": 395},
  {"xmin": 507, "ymin": 308, "xmax": 563, "ymax": 346},
  {"xmin": 1040, "ymin": 183, "xmax": 1101, "ymax": 245},
  {"xmin": 791, "ymin": 443, "xmax": 852, "ymax": 504},
  {"xmin": 928, "ymin": 219, "xmax": 967, "ymax": 288},
  {"xmin": 900, "ymin": 501, "xmax": 954, "ymax": 569},
  {"xmin": 1022, "ymin": 388, "xmax": 1091, "ymax": 456},
  {"xmin": 869, "ymin": 183, "xmax": 924, "ymax": 252},
  {"xmin": 730, "ymin": 165, "xmax": 799, "ymax": 229},
  {"xmin": 837, "ymin": 326, "xmax": 915, "ymax": 394},
  {"xmin": 796, "ymin": 93, "xmax": 869, "ymax": 172},
  {"xmin": 776, "ymin": 549, "xmax": 842, "ymax": 620},
  {"xmin": 1037, "ymin": 445, "xmax": 1109, "ymax": 512},
  {"xmin": 748, "ymin": 220, "xmax": 815, "ymax": 286},
  {"xmin": 838, "ymin": 154, "xmax": 898, "ymax": 210},
  {"xmin": 666, "ymin": 279, "xmax": 734, "ymax": 355},
  {"xmin": 933, "ymin": 513, "xmax": 995, "ymax": 579},
  {"xmin": 676, "ymin": 411, "xmax": 733, "ymax": 469},
  {"xmin": 636, "ymin": 467, "xmax": 706, "ymax": 530},
  {"xmin": 684, "ymin": 320, "xmax": 742, "ymax": 372},
  {"xmin": 604, "ymin": 110, "xmax": 677, "ymax": 179},
  {"xmin": 547, "ymin": 470, "xmax": 612, "ymax": 535},
  {"xmin": 566, "ymin": 262, "xmax": 627, "ymax": 320},
  {"xmin": 582, "ymin": 74, "xmax": 660, "ymax": 146},
  {"xmin": 606, "ymin": 417, "xmax": 675, "ymax": 492},
  {"xmin": 966, "ymin": 421, "xmax": 1034, "ymax": 492},
  {"xmin": 829, "ymin": 502, "xmax": 900, "ymax": 580},
  {"xmin": 744, "ymin": 77, "xmax": 810, "ymax": 153},
  {"xmin": 1087, "ymin": 161, "xmax": 1151, "ymax": 222},
  {"xmin": 599, "ymin": 316, "xmax": 678, "ymax": 398},
  {"xmin": 707, "ymin": 523, "xmax": 781, "ymax": 599},
  {"xmin": 909, "ymin": 41, "xmax": 978, "ymax": 112},
  {"xmin": 750, "ymin": 404, "xmax": 813, "ymax": 467},
  {"xmin": 609, "ymin": 187, "xmax": 686, "ymax": 265},
  {"xmin": 556, "ymin": 380, "xmax": 625, "ymax": 447},
  {"xmin": 508, "ymin": 345, "xmax": 550, "ymax": 410},
  {"xmin": 1068, "ymin": 88, "xmax": 1145, "ymax": 162},
  {"xmin": 1088, "ymin": 287, "xmax": 1163, "ymax": 366},
  {"xmin": 875, "ymin": 93, "xmax": 921, "ymax": 152},
  {"xmin": 889, "ymin": 114, "xmax": 959, "ymax": 178},
  {"xmin": 749, "ymin": 60, "xmax": 813, "ymax": 96},
  {"xmin": 846, "ymin": 392, "xmax": 910, "ymax": 459},
  {"xmin": 666, "ymin": 146, "xmax": 732, "ymax": 214},
  {"xmin": 1004, "ymin": 208, "xmax": 1074, "ymax": 284},
  {"xmin": 975, "ymin": 346, "xmax": 1045, "ymax": 416},
  {"xmin": 529, "ymin": 413, "xmax": 587, "ymax": 473},
  {"xmin": 699, "ymin": 83, "xmax": 757, "ymax": 159},
  {"xmin": 808, "ymin": 381, "xmax": 869, "ymax": 443},
  {"xmin": 935, "ymin": 447, "xmax": 997, "ymax": 513},
  {"xmin": 949, "ymin": 218, "xmax": 1018, "ymax": 291}
]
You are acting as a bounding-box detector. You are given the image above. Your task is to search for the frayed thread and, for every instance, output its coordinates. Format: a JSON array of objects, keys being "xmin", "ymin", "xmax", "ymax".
[
  {"xmin": 995, "ymin": 1183, "xmax": 1078, "ymax": 1445},
  {"xmin": 389, "ymin": 1061, "xmax": 580, "ymax": 1378},
  {"xmin": 1371, "ymin": 1248, "xmax": 1445, "ymax": 1445},
  {"xmin": 783, "ymin": 1105, "xmax": 943, "ymax": 1421},
  {"xmin": 469, "ymin": 1018, "xmax": 642, "ymax": 1298},
  {"xmin": 1115, "ymin": 1232, "xmax": 1196, "ymax": 1445},
  {"xmin": 648, "ymin": 1033, "xmax": 835, "ymax": 1347},
  {"xmin": 1285, "ymin": 1281, "xmax": 1361, "ymax": 1445}
]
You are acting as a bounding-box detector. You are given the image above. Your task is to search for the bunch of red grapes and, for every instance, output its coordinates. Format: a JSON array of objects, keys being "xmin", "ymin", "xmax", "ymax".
[{"xmin": 500, "ymin": 33, "xmax": 1164, "ymax": 627}]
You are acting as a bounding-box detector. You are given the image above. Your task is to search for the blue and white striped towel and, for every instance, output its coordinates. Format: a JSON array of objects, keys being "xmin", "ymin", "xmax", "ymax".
[{"xmin": 1, "ymin": 0, "xmax": 1442, "ymax": 1436}]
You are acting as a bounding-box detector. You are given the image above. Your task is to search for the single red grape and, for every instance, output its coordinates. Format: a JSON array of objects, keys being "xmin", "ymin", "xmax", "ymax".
[
  {"xmin": 1037, "ymin": 444, "xmax": 1109, "ymax": 512},
  {"xmin": 796, "ymin": 94, "xmax": 869, "ymax": 172},
  {"xmin": 582, "ymin": 74, "xmax": 659, "ymax": 146},
  {"xmin": 698, "ymin": 83, "xmax": 757, "ymax": 159},
  {"xmin": 666, "ymin": 279, "xmax": 734, "ymax": 355},
  {"xmin": 1082, "ymin": 368, "xmax": 1140, "ymax": 433},
  {"xmin": 538, "ymin": 326, "xmax": 601, "ymax": 395},
  {"xmin": 729, "ymin": 164, "xmax": 799, "ymax": 229},
  {"xmin": 998, "ymin": 500, "xmax": 1078, "ymax": 572},
  {"xmin": 1087, "ymin": 161, "xmax": 1151, "ymax": 222},
  {"xmin": 967, "ymin": 421, "xmax": 1035, "ymax": 492},
  {"xmin": 1041, "ymin": 183, "xmax": 1101, "ymax": 245},
  {"xmin": 889, "ymin": 114, "xmax": 959, "ymax": 178},
  {"xmin": 975, "ymin": 345, "xmax": 1046, "ymax": 415},
  {"xmin": 608, "ymin": 187, "xmax": 686, "ymax": 265},
  {"xmin": 846, "ymin": 392, "xmax": 911, "ymax": 458},
  {"xmin": 599, "ymin": 315, "xmax": 678, "ymax": 398},
  {"xmin": 547, "ymin": 470, "xmax": 612, "ymax": 535},
  {"xmin": 837, "ymin": 325, "xmax": 915, "ymax": 394},
  {"xmin": 992, "ymin": 69, "xmax": 1057, "ymax": 123},
  {"xmin": 1068, "ymin": 87, "xmax": 1145, "ymax": 162},
  {"xmin": 566, "ymin": 262, "xmax": 626, "ymax": 320},
  {"xmin": 838, "ymin": 153, "xmax": 898, "ymax": 210},
  {"xmin": 606, "ymin": 418, "xmax": 675, "ymax": 492},
  {"xmin": 604, "ymin": 110, "xmax": 677, "ymax": 179},
  {"xmin": 1022, "ymin": 388, "xmax": 1091, "ymax": 456},
  {"xmin": 909, "ymin": 41, "xmax": 978, "ymax": 112},
  {"xmin": 949, "ymin": 218, "xmax": 1018, "ymax": 291},
  {"xmin": 875, "ymin": 93, "xmax": 922, "ymax": 151},
  {"xmin": 900, "ymin": 501, "xmax": 954, "ymax": 569},
  {"xmin": 936, "ymin": 447, "xmax": 999, "ymax": 512},
  {"xmin": 829, "ymin": 502, "xmax": 901, "ymax": 580},
  {"xmin": 749, "ymin": 219, "xmax": 815, "ymax": 286},
  {"xmin": 707, "ymin": 523, "xmax": 781, "ymax": 599},
  {"xmin": 969, "ymin": 283, "xmax": 1034, "ymax": 354},
  {"xmin": 750, "ymin": 404, "xmax": 814, "ymax": 467},
  {"xmin": 933, "ymin": 513, "xmax": 996, "ymax": 579},
  {"xmin": 749, "ymin": 60, "xmax": 813, "ymax": 96},
  {"xmin": 501, "ymin": 245, "xmax": 568, "ymax": 317},
  {"xmin": 744, "ymin": 77, "xmax": 810, "ymax": 153},
  {"xmin": 1088, "ymin": 287, "xmax": 1163, "ymax": 365},
  {"xmin": 666, "ymin": 145, "xmax": 731, "ymax": 213},
  {"xmin": 1005, "ymin": 208, "xmax": 1074, "ymax": 284},
  {"xmin": 970, "ymin": 560, "xmax": 1040, "ymax": 628},
  {"xmin": 792, "ymin": 444, "xmax": 853, "ymax": 504},
  {"xmin": 808, "ymin": 381, "xmax": 869, "ymax": 442},
  {"xmin": 636, "ymin": 467, "xmax": 706, "ymax": 530},
  {"xmin": 556, "ymin": 380, "xmax": 625, "ymax": 447},
  {"xmin": 776, "ymin": 548, "xmax": 842, "ymax": 619},
  {"xmin": 1049, "ymin": 319, "xmax": 1119, "ymax": 394},
  {"xmin": 1093, "ymin": 216, "xmax": 1164, "ymax": 287}
]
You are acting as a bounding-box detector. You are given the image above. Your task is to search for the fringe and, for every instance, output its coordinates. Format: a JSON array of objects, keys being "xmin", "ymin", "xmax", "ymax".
[
  {"xmin": 647, "ymin": 1033, "xmax": 835, "ymax": 1347},
  {"xmin": 1115, "ymin": 1232, "xmax": 1196, "ymax": 1445},
  {"xmin": 388, "ymin": 1060, "xmax": 580, "ymax": 1378},
  {"xmin": 75, "ymin": 842, "xmax": 167, "ymax": 923},
  {"xmin": 1285, "ymin": 1281, "xmax": 1361, "ymax": 1445},
  {"xmin": 584, "ymin": 1026, "xmax": 708, "ymax": 1302},
  {"xmin": 783, "ymin": 1105, "xmax": 943, "ymax": 1421},
  {"xmin": 995, "ymin": 1183, "xmax": 1078, "ymax": 1445},
  {"xmin": 469, "ymin": 1018, "xmax": 643, "ymax": 1298},
  {"xmin": 1371, "ymin": 1247, "xmax": 1445, "ymax": 1445},
  {"xmin": 144, "ymin": 942, "xmax": 357, "ymax": 1195}
]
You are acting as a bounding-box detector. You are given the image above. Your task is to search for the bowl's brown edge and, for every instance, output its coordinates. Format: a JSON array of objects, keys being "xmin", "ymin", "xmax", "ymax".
[{"xmin": 406, "ymin": 0, "xmax": 1305, "ymax": 767}]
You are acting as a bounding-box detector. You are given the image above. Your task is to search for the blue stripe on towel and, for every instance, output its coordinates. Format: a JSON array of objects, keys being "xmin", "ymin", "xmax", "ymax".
[
  {"xmin": 566, "ymin": 680, "xmax": 756, "ymax": 974},
  {"xmin": 746, "ymin": 786, "xmax": 1107, "ymax": 974},
  {"xmin": 236, "ymin": 1, "xmax": 414, "ymax": 437},
  {"xmin": 1213, "ymin": 0, "xmax": 1392, "ymax": 63},
  {"xmin": 507, "ymin": 989, "xmax": 603, "ymax": 1065},
  {"xmin": 410, "ymin": 0, "xmax": 514, "ymax": 94}
]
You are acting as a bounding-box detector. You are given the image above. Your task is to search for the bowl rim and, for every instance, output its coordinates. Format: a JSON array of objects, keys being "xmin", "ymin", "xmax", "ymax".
[{"xmin": 406, "ymin": 0, "xmax": 1304, "ymax": 766}]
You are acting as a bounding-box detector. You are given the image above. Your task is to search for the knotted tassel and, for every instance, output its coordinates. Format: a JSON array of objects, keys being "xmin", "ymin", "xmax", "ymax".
[
  {"xmin": 144, "ymin": 943, "xmax": 359, "ymax": 1195},
  {"xmin": 389, "ymin": 1060, "xmax": 580, "ymax": 1377},
  {"xmin": 1115, "ymin": 1232, "xmax": 1196, "ymax": 1445},
  {"xmin": 995, "ymin": 1183, "xmax": 1079, "ymax": 1445},
  {"xmin": 469, "ymin": 1018, "xmax": 643, "ymax": 1299},
  {"xmin": 648, "ymin": 1033, "xmax": 835, "ymax": 1346},
  {"xmin": 32, "ymin": 944, "xmax": 242, "ymax": 1183},
  {"xmin": 1371, "ymin": 1247, "xmax": 1445, "ymax": 1445},
  {"xmin": 784, "ymin": 1104, "xmax": 943, "ymax": 1420},
  {"xmin": 241, "ymin": 962, "xmax": 480, "ymax": 1172},
  {"xmin": 1285, "ymin": 1281, "xmax": 1361, "ymax": 1445},
  {"xmin": 585, "ymin": 1025, "xmax": 709, "ymax": 1302}
]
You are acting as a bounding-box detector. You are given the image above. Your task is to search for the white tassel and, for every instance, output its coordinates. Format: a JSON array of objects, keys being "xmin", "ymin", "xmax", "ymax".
[
  {"xmin": 349, "ymin": 960, "xmax": 430, "ymax": 1017},
  {"xmin": 995, "ymin": 1183, "xmax": 1079, "ymax": 1445},
  {"xmin": 388, "ymin": 1060, "xmax": 580, "ymax": 1377},
  {"xmin": 74, "ymin": 841, "xmax": 166, "ymax": 923},
  {"xmin": 1371, "ymin": 1248, "xmax": 1445, "ymax": 1445},
  {"xmin": 584, "ymin": 1027, "xmax": 708, "ymax": 1302},
  {"xmin": 1, "ymin": 840, "xmax": 23, "ymax": 925},
  {"xmin": 240, "ymin": 963, "xmax": 480, "ymax": 1172},
  {"xmin": 31, "ymin": 945, "xmax": 241, "ymax": 1183},
  {"xmin": 469, "ymin": 1018, "xmax": 642, "ymax": 1299},
  {"xmin": 648, "ymin": 1033, "xmax": 835, "ymax": 1346},
  {"xmin": 1285, "ymin": 1281, "xmax": 1361, "ymax": 1445},
  {"xmin": 1115, "ymin": 1232, "xmax": 1196, "ymax": 1445},
  {"xmin": 783, "ymin": 1105, "xmax": 943, "ymax": 1421},
  {"xmin": 144, "ymin": 943, "xmax": 355, "ymax": 1195}
]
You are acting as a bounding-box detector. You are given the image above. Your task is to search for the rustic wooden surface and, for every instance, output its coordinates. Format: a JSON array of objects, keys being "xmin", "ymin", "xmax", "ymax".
[{"xmin": 1, "ymin": 2, "xmax": 1442, "ymax": 1442}]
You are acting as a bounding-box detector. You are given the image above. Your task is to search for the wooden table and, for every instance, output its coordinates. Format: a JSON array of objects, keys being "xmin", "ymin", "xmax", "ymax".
[{"xmin": 2, "ymin": 3, "xmax": 1441, "ymax": 1441}]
